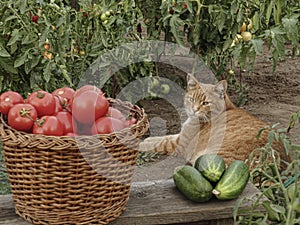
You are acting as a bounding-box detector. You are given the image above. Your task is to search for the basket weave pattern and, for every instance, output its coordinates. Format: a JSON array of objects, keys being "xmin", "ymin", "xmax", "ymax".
[{"xmin": 0, "ymin": 99, "xmax": 149, "ymax": 225}]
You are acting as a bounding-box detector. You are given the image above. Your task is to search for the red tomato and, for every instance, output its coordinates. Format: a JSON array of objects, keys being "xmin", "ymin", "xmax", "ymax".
[
  {"xmin": 93, "ymin": 116, "xmax": 126, "ymax": 134},
  {"xmin": 107, "ymin": 107, "xmax": 125, "ymax": 121},
  {"xmin": 27, "ymin": 90, "xmax": 56, "ymax": 117},
  {"xmin": 65, "ymin": 132, "xmax": 77, "ymax": 137},
  {"xmin": 74, "ymin": 85, "xmax": 103, "ymax": 96},
  {"xmin": 52, "ymin": 87, "xmax": 75, "ymax": 106},
  {"xmin": 31, "ymin": 15, "xmax": 39, "ymax": 24},
  {"xmin": 71, "ymin": 90, "xmax": 109, "ymax": 124},
  {"xmin": 124, "ymin": 117, "xmax": 138, "ymax": 127},
  {"xmin": 33, "ymin": 115, "xmax": 64, "ymax": 136},
  {"xmin": 55, "ymin": 111, "xmax": 73, "ymax": 134},
  {"xmin": 0, "ymin": 91, "xmax": 24, "ymax": 115},
  {"xmin": 53, "ymin": 95, "xmax": 64, "ymax": 114},
  {"xmin": 8, "ymin": 103, "xmax": 38, "ymax": 132},
  {"xmin": 73, "ymin": 120, "xmax": 97, "ymax": 135}
]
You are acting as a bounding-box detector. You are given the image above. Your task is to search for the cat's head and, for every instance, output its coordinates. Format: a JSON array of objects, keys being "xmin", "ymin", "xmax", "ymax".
[{"xmin": 184, "ymin": 74, "xmax": 231, "ymax": 122}]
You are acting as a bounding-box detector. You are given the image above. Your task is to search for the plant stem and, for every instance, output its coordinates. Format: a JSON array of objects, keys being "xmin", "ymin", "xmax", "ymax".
[
  {"xmin": 7, "ymin": 5, "xmax": 30, "ymax": 33},
  {"xmin": 271, "ymin": 148, "xmax": 289, "ymax": 221}
]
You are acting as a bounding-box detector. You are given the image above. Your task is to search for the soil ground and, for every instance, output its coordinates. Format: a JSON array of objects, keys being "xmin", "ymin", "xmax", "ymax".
[{"xmin": 132, "ymin": 46, "xmax": 300, "ymax": 182}]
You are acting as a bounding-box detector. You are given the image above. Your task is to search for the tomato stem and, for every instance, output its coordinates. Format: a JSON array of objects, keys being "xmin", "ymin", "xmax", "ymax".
[
  {"xmin": 37, "ymin": 91, "xmax": 45, "ymax": 99},
  {"xmin": 54, "ymin": 95, "xmax": 71, "ymax": 112},
  {"xmin": 35, "ymin": 118, "xmax": 45, "ymax": 127},
  {"xmin": 20, "ymin": 108, "xmax": 34, "ymax": 121},
  {"xmin": 196, "ymin": 0, "xmax": 202, "ymax": 16}
]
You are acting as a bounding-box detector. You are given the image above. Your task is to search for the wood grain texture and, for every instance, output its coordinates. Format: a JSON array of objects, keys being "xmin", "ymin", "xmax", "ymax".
[{"xmin": 0, "ymin": 180, "xmax": 264, "ymax": 225}]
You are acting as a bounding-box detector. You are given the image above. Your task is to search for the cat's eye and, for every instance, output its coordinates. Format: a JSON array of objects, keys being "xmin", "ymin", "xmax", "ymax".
[
  {"xmin": 188, "ymin": 97, "xmax": 194, "ymax": 103},
  {"xmin": 202, "ymin": 101, "xmax": 210, "ymax": 106}
]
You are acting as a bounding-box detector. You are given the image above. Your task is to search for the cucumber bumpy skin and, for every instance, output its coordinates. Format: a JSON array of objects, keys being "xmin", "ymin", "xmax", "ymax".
[
  {"xmin": 194, "ymin": 154, "xmax": 226, "ymax": 183},
  {"xmin": 173, "ymin": 165, "xmax": 213, "ymax": 202},
  {"xmin": 212, "ymin": 160, "xmax": 250, "ymax": 200}
]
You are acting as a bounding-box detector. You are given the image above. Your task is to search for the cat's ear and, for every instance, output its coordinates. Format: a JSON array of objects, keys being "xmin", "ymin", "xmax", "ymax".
[
  {"xmin": 186, "ymin": 73, "xmax": 199, "ymax": 90},
  {"xmin": 214, "ymin": 80, "xmax": 227, "ymax": 98}
]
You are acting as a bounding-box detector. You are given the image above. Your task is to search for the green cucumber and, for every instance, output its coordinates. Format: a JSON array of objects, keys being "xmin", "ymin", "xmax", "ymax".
[
  {"xmin": 173, "ymin": 165, "xmax": 213, "ymax": 202},
  {"xmin": 194, "ymin": 154, "xmax": 226, "ymax": 183},
  {"xmin": 212, "ymin": 160, "xmax": 250, "ymax": 200}
]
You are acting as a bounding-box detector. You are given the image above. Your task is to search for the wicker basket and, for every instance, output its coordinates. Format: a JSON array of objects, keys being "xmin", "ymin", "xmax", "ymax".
[{"xmin": 0, "ymin": 98, "xmax": 149, "ymax": 225}]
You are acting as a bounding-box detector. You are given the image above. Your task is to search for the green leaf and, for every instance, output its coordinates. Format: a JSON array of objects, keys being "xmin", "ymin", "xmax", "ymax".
[
  {"xmin": 169, "ymin": 14, "xmax": 185, "ymax": 46},
  {"xmin": 14, "ymin": 52, "xmax": 28, "ymax": 68},
  {"xmin": 20, "ymin": 0, "xmax": 27, "ymax": 14},
  {"xmin": 192, "ymin": 24, "xmax": 200, "ymax": 47},
  {"xmin": 25, "ymin": 56, "xmax": 40, "ymax": 74},
  {"xmin": 250, "ymin": 39, "xmax": 264, "ymax": 55},
  {"xmin": 214, "ymin": 10, "xmax": 226, "ymax": 33},
  {"xmin": 56, "ymin": 16, "xmax": 66, "ymax": 28},
  {"xmin": 0, "ymin": 57, "xmax": 18, "ymax": 74},
  {"xmin": 0, "ymin": 44, "xmax": 11, "ymax": 57},
  {"xmin": 269, "ymin": 203, "xmax": 286, "ymax": 214},
  {"xmin": 233, "ymin": 197, "xmax": 245, "ymax": 222},
  {"xmin": 265, "ymin": 0, "xmax": 274, "ymax": 26},
  {"xmin": 7, "ymin": 29, "xmax": 21, "ymax": 46},
  {"xmin": 282, "ymin": 15, "xmax": 299, "ymax": 46},
  {"xmin": 239, "ymin": 45, "xmax": 250, "ymax": 70},
  {"xmin": 4, "ymin": 15, "xmax": 18, "ymax": 22},
  {"xmin": 58, "ymin": 64, "xmax": 73, "ymax": 86},
  {"xmin": 22, "ymin": 32, "xmax": 37, "ymax": 45},
  {"xmin": 43, "ymin": 62, "xmax": 52, "ymax": 83}
]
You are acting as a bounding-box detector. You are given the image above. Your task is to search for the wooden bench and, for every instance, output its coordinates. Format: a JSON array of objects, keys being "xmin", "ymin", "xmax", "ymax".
[{"xmin": 0, "ymin": 179, "xmax": 263, "ymax": 225}]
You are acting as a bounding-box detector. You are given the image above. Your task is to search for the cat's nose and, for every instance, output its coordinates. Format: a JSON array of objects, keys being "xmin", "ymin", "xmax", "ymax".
[{"xmin": 193, "ymin": 106, "xmax": 200, "ymax": 113}]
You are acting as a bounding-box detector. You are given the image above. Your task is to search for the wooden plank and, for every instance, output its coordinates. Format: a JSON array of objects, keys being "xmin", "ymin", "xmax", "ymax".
[
  {"xmin": 110, "ymin": 180, "xmax": 260, "ymax": 225},
  {"xmin": 0, "ymin": 180, "xmax": 264, "ymax": 225},
  {"xmin": 0, "ymin": 195, "xmax": 32, "ymax": 225}
]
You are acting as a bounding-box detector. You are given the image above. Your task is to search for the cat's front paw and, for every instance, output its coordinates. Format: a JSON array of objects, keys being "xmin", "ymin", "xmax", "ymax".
[{"xmin": 139, "ymin": 136, "xmax": 164, "ymax": 152}]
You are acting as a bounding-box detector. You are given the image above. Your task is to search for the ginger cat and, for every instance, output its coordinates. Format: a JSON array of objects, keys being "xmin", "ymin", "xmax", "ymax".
[{"xmin": 139, "ymin": 74, "xmax": 289, "ymax": 166}]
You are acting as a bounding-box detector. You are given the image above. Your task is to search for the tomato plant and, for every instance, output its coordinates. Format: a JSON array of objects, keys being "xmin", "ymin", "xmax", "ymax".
[
  {"xmin": 33, "ymin": 115, "xmax": 64, "ymax": 136},
  {"xmin": 0, "ymin": 0, "xmax": 154, "ymax": 96},
  {"xmin": 27, "ymin": 91, "xmax": 56, "ymax": 117},
  {"xmin": 0, "ymin": 91, "xmax": 24, "ymax": 115},
  {"xmin": 7, "ymin": 103, "xmax": 38, "ymax": 132}
]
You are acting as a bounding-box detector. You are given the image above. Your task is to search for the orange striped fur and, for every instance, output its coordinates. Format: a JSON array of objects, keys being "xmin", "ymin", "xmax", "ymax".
[{"xmin": 139, "ymin": 74, "xmax": 289, "ymax": 166}]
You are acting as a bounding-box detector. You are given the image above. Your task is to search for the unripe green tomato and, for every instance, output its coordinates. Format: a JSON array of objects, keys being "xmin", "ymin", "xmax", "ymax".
[
  {"xmin": 151, "ymin": 78, "xmax": 159, "ymax": 88},
  {"xmin": 100, "ymin": 13, "xmax": 107, "ymax": 21},
  {"xmin": 247, "ymin": 18, "xmax": 253, "ymax": 30},
  {"xmin": 228, "ymin": 69, "xmax": 234, "ymax": 75},
  {"xmin": 161, "ymin": 84, "xmax": 170, "ymax": 94},
  {"xmin": 241, "ymin": 31, "xmax": 252, "ymax": 42}
]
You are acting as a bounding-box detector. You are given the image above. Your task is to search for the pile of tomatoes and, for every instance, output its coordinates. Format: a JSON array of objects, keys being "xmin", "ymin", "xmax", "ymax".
[{"xmin": 0, "ymin": 85, "xmax": 137, "ymax": 136}]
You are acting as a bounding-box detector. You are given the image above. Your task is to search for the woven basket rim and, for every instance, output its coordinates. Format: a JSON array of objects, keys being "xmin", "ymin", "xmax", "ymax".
[{"xmin": 0, "ymin": 97, "xmax": 148, "ymax": 141}]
